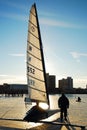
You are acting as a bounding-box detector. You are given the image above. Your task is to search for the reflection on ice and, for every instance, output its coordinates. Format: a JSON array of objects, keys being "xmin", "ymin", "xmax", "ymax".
[{"xmin": 39, "ymin": 102, "xmax": 49, "ymax": 110}]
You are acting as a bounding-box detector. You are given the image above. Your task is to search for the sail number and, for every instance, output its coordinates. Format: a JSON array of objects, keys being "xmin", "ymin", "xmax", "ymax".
[
  {"xmin": 27, "ymin": 66, "xmax": 35, "ymax": 74},
  {"xmin": 28, "ymin": 79, "xmax": 35, "ymax": 86}
]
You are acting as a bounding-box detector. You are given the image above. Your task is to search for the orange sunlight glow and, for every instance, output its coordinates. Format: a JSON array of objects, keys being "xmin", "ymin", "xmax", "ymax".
[{"xmin": 39, "ymin": 102, "xmax": 49, "ymax": 110}]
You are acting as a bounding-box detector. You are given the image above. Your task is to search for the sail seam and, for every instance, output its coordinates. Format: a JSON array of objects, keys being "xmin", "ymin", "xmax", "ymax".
[
  {"xmin": 28, "ymin": 62, "xmax": 43, "ymax": 72},
  {"xmin": 28, "ymin": 30, "xmax": 39, "ymax": 40},
  {"xmin": 29, "ymin": 86, "xmax": 46, "ymax": 93},
  {"xmin": 27, "ymin": 40, "xmax": 40, "ymax": 50},
  {"xmin": 29, "ymin": 20, "xmax": 37, "ymax": 28},
  {"xmin": 27, "ymin": 51, "xmax": 41, "ymax": 61},
  {"xmin": 30, "ymin": 10, "xmax": 36, "ymax": 17},
  {"xmin": 27, "ymin": 74, "xmax": 45, "ymax": 83}
]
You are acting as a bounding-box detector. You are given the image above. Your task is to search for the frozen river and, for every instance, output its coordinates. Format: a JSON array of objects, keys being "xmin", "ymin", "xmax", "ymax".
[{"xmin": 0, "ymin": 94, "xmax": 87, "ymax": 130}]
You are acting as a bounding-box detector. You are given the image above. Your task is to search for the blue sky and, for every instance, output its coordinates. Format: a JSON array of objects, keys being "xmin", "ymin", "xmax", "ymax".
[{"xmin": 0, "ymin": 0, "xmax": 87, "ymax": 88}]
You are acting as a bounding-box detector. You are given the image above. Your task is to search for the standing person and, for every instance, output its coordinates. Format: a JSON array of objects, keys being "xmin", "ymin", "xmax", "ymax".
[{"xmin": 58, "ymin": 93, "xmax": 69, "ymax": 122}]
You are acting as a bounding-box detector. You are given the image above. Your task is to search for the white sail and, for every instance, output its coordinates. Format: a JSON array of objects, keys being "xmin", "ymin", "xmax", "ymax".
[{"xmin": 27, "ymin": 3, "xmax": 48, "ymax": 103}]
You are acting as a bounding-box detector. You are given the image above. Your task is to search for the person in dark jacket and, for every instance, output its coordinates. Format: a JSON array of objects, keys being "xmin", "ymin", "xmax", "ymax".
[{"xmin": 58, "ymin": 93, "xmax": 69, "ymax": 121}]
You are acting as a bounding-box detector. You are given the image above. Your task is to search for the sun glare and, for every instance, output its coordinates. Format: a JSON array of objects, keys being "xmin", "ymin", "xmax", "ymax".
[{"xmin": 39, "ymin": 102, "xmax": 49, "ymax": 110}]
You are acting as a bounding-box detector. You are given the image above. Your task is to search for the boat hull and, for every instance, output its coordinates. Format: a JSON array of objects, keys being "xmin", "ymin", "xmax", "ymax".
[{"xmin": 23, "ymin": 105, "xmax": 48, "ymax": 122}]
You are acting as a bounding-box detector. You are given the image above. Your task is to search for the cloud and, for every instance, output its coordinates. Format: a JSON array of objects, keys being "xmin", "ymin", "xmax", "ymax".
[
  {"xmin": 40, "ymin": 18, "xmax": 87, "ymax": 29},
  {"xmin": 1, "ymin": 0, "xmax": 27, "ymax": 11},
  {"xmin": 74, "ymin": 77, "xmax": 87, "ymax": 88},
  {"xmin": 0, "ymin": 12, "xmax": 28, "ymax": 22},
  {"xmin": 0, "ymin": 74, "xmax": 27, "ymax": 85},
  {"xmin": 40, "ymin": 18, "xmax": 73, "ymax": 28},
  {"xmin": 0, "ymin": 1, "xmax": 28, "ymax": 21},
  {"xmin": 0, "ymin": 9, "xmax": 86, "ymax": 29},
  {"xmin": 9, "ymin": 53, "xmax": 25, "ymax": 57},
  {"xmin": 70, "ymin": 52, "xmax": 80, "ymax": 59},
  {"xmin": 0, "ymin": 74, "xmax": 8, "ymax": 77},
  {"xmin": 70, "ymin": 52, "xmax": 87, "ymax": 59},
  {"xmin": 5, "ymin": 1, "xmax": 27, "ymax": 10}
]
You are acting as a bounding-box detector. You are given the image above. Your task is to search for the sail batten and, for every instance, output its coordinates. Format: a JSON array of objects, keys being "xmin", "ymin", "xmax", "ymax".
[
  {"xmin": 29, "ymin": 86, "xmax": 46, "ymax": 93},
  {"xmin": 28, "ymin": 64, "xmax": 43, "ymax": 72},
  {"xmin": 27, "ymin": 41, "xmax": 40, "ymax": 50},
  {"xmin": 29, "ymin": 20, "xmax": 37, "ymax": 29},
  {"xmin": 27, "ymin": 53, "xmax": 41, "ymax": 61},
  {"xmin": 28, "ymin": 31, "xmax": 39, "ymax": 40},
  {"xmin": 27, "ymin": 74, "xmax": 45, "ymax": 82},
  {"xmin": 27, "ymin": 3, "xmax": 49, "ymax": 104}
]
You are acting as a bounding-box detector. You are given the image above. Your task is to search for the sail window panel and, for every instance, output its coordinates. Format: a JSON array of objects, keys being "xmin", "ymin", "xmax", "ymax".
[
  {"xmin": 29, "ymin": 22, "xmax": 38, "ymax": 38},
  {"xmin": 30, "ymin": 89, "xmax": 47, "ymax": 103},
  {"xmin": 30, "ymin": 13, "xmax": 37, "ymax": 27},
  {"xmin": 27, "ymin": 43, "xmax": 41, "ymax": 60},
  {"xmin": 27, "ymin": 76, "xmax": 46, "ymax": 92},
  {"xmin": 27, "ymin": 54, "xmax": 43, "ymax": 70},
  {"xmin": 28, "ymin": 33, "xmax": 40, "ymax": 49},
  {"xmin": 27, "ymin": 64, "xmax": 44, "ymax": 81}
]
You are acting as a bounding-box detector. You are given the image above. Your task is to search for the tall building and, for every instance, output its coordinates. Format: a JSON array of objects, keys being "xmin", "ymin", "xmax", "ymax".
[
  {"xmin": 59, "ymin": 77, "xmax": 73, "ymax": 90},
  {"xmin": 46, "ymin": 73, "xmax": 56, "ymax": 93}
]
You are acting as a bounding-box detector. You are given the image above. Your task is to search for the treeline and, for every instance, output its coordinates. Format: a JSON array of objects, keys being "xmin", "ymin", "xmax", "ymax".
[
  {"xmin": 0, "ymin": 84, "xmax": 28, "ymax": 94},
  {"xmin": 49, "ymin": 88, "xmax": 87, "ymax": 94}
]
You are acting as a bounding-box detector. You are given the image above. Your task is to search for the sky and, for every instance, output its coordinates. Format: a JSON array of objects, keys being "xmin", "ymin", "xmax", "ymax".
[{"xmin": 0, "ymin": 0, "xmax": 87, "ymax": 88}]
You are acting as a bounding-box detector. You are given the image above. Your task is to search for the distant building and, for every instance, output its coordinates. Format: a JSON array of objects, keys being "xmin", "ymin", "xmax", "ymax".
[
  {"xmin": 0, "ymin": 84, "xmax": 28, "ymax": 94},
  {"xmin": 86, "ymin": 84, "xmax": 87, "ymax": 89},
  {"xmin": 10, "ymin": 84, "xmax": 27, "ymax": 90},
  {"xmin": 46, "ymin": 73, "xmax": 56, "ymax": 93},
  {"xmin": 59, "ymin": 77, "xmax": 73, "ymax": 91}
]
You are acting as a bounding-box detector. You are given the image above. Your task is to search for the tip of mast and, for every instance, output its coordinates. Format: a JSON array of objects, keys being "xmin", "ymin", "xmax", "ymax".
[{"xmin": 33, "ymin": 3, "xmax": 36, "ymax": 7}]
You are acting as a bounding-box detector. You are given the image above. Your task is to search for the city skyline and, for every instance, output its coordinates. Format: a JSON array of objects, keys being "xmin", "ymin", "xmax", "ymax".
[{"xmin": 0, "ymin": 0, "xmax": 87, "ymax": 88}]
